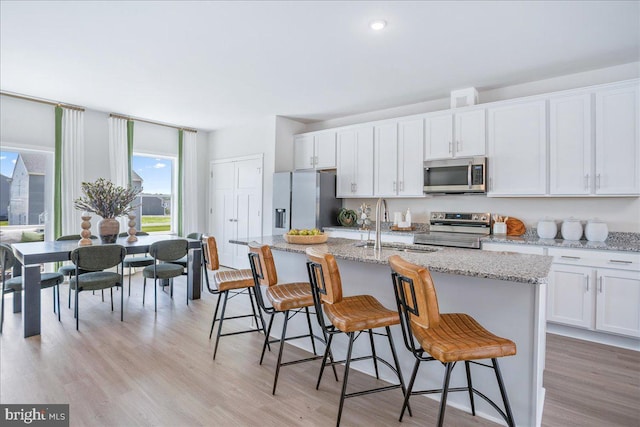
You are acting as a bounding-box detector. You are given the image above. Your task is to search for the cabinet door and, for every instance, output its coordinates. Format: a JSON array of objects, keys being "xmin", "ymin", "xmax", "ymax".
[
  {"xmin": 596, "ymin": 269, "xmax": 640, "ymax": 337},
  {"xmin": 336, "ymin": 129, "xmax": 357, "ymax": 197},
  {"xmin": 425, "ymin": 114, "xmax": 453, "ymax": 160},
  {"xmin": 353, "ymin": 126, "xmax": 374, "ymax": 196},
  {"xmin": 488, "ymin": 100, "xmax": 547, "ymax": 196},
  {"xmin": 314, "ymin": 131, "xmax": 337, "ymax": 169},
  {"xmin": 374, "ymin": 123, "xmax": 399, "ymax": 196},
  {"xmin": 547, "ymin": 264, "xmax": 594, "ymax": 329},
  {"xmin": 454, "ymin": 109, "xmax": 485, "ymax": 157},
  {"xmin": 595, "ymin": 85, "xmax": 640, "ymax": 195},
  {"xmin": 398, "ymin": 118, "xmax": 425, "ymax": 196},
  {"xmin": 549, "ymin": 94, "xmax": 592, "ymax": 195},
  {"xmin": 294, "ymin": 134, "xmax": 314, "ymax": 170}
]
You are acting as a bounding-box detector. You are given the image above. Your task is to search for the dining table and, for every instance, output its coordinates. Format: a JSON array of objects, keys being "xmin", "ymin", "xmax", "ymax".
[{"xmin": 11, "ymin": 234, "xmax": 202, "ymax": 338}]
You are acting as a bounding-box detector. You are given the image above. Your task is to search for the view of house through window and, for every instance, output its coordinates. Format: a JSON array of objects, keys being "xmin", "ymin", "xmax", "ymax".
[
  {"xmin": 0, "ymin": 149, "xmax": 51, "ymax": 243},
  {"xmin": 132, "ymin": 154, "xmax": 174, "ymax": 233}
]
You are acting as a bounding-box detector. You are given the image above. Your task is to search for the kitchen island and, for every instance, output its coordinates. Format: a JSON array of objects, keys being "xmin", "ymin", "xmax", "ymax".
[{"xmin": 231, "ymin": 236, "xmax": 552, "ymax": 426}]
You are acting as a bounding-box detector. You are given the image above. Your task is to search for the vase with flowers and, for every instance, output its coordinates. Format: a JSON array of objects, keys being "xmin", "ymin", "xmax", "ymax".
[{"xmin": 74, "ymin": 178, "xmax": 142, "ymax": 244}]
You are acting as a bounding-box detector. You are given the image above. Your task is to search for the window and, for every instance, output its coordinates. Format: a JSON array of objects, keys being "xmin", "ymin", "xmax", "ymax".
[{"xmin": 132, "ymin": 154, "xmax": 175, "ymax": 233}]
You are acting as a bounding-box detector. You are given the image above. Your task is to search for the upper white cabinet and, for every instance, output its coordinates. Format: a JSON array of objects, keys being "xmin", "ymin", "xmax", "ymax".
[
  {"xmin": 487, "ymin": 100, "xmax": 547, "ymax": 196},
  {"xmin": 294, "ymin": 131, "xmax": 336, "ymax": 170},
  {"xmin": 374, "ymin": 118, "xmax": 424, "ymax": 197},
  {"xmin": 595, "ymin": 84, "xmax": 640, "ymax": 195},
  {"xmin": 549, "ymin": 94, "xmax": 592, "ymax": 195},
  {"xmin": 336, "ymin": 125, "xmax": 374, "ymax": 197},
  {"xmin": 425, "ymin": 110, "xmax": 485, "ymax": 160}
]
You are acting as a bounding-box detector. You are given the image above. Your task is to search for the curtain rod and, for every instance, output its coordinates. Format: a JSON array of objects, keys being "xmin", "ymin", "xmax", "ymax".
[
  {"xmin": 0, "ymin": 91, "xmax": 85, "ymax": 111},
  {"xmin": 110, "ymin": 113, "xmax": 198, "ymax": 133}
]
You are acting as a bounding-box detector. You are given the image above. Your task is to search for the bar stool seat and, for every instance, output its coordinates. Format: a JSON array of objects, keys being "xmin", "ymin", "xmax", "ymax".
[
  {"xmin": 214, "ymin": 269, "xmax": 255, "ymax": 291},
  {"xmin": 266, "ymin": 282, "xmax": 314, "ymax": 311},
  {"xmin": 324, "ymin": 295, "xmax": 399, "ymax": 332},
  {"xmin": 412, "ymin": 312, "xmax": 516, "ymax": 363}
]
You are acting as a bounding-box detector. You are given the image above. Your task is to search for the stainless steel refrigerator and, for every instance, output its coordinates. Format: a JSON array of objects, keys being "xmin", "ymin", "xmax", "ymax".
[{"xmin": 272, "ymin": 171, "xmax": 341, "ymax": 235}]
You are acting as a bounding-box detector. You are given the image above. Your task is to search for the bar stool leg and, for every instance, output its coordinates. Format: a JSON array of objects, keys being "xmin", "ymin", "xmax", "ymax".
[
  {"xmin": 208, "ymin": 292, "xmax": 222, "ymax": 339},
  {"xmin": 399, "ymin": 358, "xmax": 421, "ymax": 421},
  {"xmin": 465, "ymin": 361, "xmax": 476, "ymax": 416},
  {"xmin": 213, "ymin": 291, "xmax": 230, "ymax": 360},
  {"xmin": 248, "ymin": 287, "xmax": 270, "ymax": 349},
  {"xmin": 336, "ymin": 331, "xmax": 355, "ymax": 427},
  {"xmin": 272, "ymin": 311, "xmax": 291, "ymax": 395},
  {"xmin": 316, "ymin": 332, "xmax": 335, "ymax": 389},
  {"xmin": 437, "ymin": 362, "xmax": 455, "ymax": 427},
  {"xmin": 304, "ymin": 306, "xmax": 318, "ymax": 356},
  {"xmin": 493, "ymin": 358, "xmax": 516, "ymax": 427},
  {"xmin": 260, "ymin": 313, "xmax": 276, "ymax": 365},
  {"xmin": 385, "ymin": 326, "xmax": 411, "ymax": 417},
  {"xmin": 368, "ymin": 329, "xmax": 380, "ymax": 379}
]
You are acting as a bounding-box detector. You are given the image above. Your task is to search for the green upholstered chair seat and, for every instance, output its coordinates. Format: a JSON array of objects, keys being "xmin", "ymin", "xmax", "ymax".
[
  {"xmin": 70, "ymin": 271, "xmax": 122, "ymax": 291},
  {"xmin": 142, "ymin": 263, "xmax": 184, "ymax": 279},
  {"xmin": 40, "ymin": 272, "xmax": 64, "ymax": 289},
  {"xmin": 3, "ymin": 276, "xmax": 22, "ymax": 292},
  {"xmin": 123, "ymin": 256, "xmax": 155, "ymax": 268}
]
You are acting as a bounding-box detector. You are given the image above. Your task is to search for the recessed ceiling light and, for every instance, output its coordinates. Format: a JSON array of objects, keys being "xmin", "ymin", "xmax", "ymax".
[{"xmin": 370, "ymin": 20, "xmax": 387, "ymax": 31}]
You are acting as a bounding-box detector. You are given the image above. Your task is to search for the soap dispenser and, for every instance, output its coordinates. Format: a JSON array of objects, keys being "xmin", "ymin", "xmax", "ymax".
[{"xmin": 405, "ymin": 208, "xmax": 412, "ymax": 226}]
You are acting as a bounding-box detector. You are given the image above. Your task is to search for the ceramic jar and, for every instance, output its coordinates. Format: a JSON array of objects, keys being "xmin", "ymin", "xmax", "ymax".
[
  {"xmin": 561, "ymin": 217, "xmax": 583, "ymax": 241},
  {"xmin": 585, "ymin": 219, "xmax": 609, "ymax": 242},
  {"xmin": 536, "ymin": 218, "xmax": 557, "ymax": 239}
]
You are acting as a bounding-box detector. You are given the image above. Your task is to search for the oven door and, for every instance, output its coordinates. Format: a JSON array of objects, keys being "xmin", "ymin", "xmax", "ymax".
[{"xmin": 423, "ymin": 157, "xmax": 486, "ymax": 193}]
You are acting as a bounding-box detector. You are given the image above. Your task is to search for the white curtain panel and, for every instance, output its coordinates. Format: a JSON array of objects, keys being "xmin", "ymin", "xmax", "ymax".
[
  {"xmin": 182, "ymin": 130, "xmax": 199, "ymax": 235},
  {"xmin": 108, "ymin": 117, "xmax": 129, "ymax": 230},
  {"xmin": 61, "ymin": 108, "xmax": 85, "ymax": 236}
]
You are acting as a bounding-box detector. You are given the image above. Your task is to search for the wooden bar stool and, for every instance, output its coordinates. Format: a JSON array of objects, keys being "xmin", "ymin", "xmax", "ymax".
[
  {"xmin": 202, "ymin": 236, "xmax": 267, "ymax": 359},
  {"xmin": 305, "ymin": 247, "xmax": 409, "ymax": 427},
  {"xmin": 248, "ymin": 243, "xmax": 331, "ymax": 395},
  {"xmin": 388, "ymin": 255, "xmax": 516, "ymax": 427}
]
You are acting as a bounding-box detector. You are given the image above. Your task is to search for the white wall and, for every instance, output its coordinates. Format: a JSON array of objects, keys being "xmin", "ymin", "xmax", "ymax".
[
  {"xmin": 275, "ymin": 116, "xmax": 306, "ymax": 172},
  {"xmin": 208, "ymin": 116, "xmax": 277, "ymax": 235},
  {"xmin": 306, "ymin": 63, "xmax": 640, "ymax": 233},
  {"xmin": 0, "ymin": 96, "xmax": 55, "ymax": 151}
]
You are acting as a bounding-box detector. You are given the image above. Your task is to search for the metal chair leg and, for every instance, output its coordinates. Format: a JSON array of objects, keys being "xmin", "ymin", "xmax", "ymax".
[
  {"xmin": 385, "ymin": 326, "xmax": 411, "ymax": 417},
  {"xmin": 260, "ymin": 313, "xmax": 276, "ymax": 365},
  {"xmin": 272, "ymin": 311, "xmax": 289, "ymax": 395},
  {"xmin": 368, "ymin": 329, "xmax": 380, "ymax": 379},
  {"xmin": 213, "ymin": 291, "xmax": 229, "ymax": 360},
  {"xmin": 154, "ymin": 278, "xmax": 158, "ymax": 312},
  {"xmin": 56, "ymin": 285, "xmax": 61, "ymax": 322},
  {"xmin": 336, "ymin": 332, "xmax": 355, "ymax": 427},
  {"xmin": 304, "ymin": 306, "xmax": 318, "ymax": 356},
  {"xmin": 493, "ymin": 358, "xmax": 516, "ymax": 427},
  {"xmin": 465, "ymin": 360, "xmax": 476, "ymax": 416},
  {"xmin": 110, "ymin": 288, "xmax": 114, "ymax": 311},
  {"xmin": 437, "ymin": 362, "xmax": 455, "ymax": 427},
  {"xmin": 128, "ymin": 266, "xmax": 132, "ymax": 296},
  {"xmin": 142, "ymin": 277, "xmax": 146, "ymax": 305},
  {"xmin": 399, "ymin": 358, "xmax": 421, "ymax": 421},
  {"xmin": 208, "ymin": 292, "xmax": 222, "ymax": 339},
  {"xmin": 75, "ymin": 289, "xmax": 79, "ymax": 330},
  {"xmin": 121, "ymin": 283, "xmax": 124, "ymax": 322}
]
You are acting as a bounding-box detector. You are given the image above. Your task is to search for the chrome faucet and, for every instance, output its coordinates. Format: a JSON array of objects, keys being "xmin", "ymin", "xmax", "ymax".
[{"xmin": 374, "ymin": 198, "xmax": 388, "ymax": 250}]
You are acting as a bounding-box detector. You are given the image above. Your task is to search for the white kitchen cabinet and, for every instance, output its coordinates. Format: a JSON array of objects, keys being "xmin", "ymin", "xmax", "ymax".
[
  {"xmin": 336, "ymin": 125, "xmax": 374, "ymax": 197},
  {"xmin": 487, "ymin": 100, "xmax": 547, "ymax": 196},
  {"xmin": 547, "ymin": 247, "xmax": 640, "ymax": 338},
  {"xmin": 424, "ymin": 110, "xmax": 485, "ymax": 160},
  {"xmin": 595, "ymin": 84, "xmax": 640, "ymax": 195},
  {"xmin": 549, "ymin": 94, "xmax": 592, "ymax": 195},
  {"xmin": 374, "ymin": 118, "xmax": 424, "ymax": 197},
  {"xmin": 294, "ymin": 131, "xmax": 337, "ymax": 170}
]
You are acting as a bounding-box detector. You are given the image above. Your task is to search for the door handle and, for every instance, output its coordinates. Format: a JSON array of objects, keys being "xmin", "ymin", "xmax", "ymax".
[
  {"xmin": 598, "ymin": 276, "xmax": 603, "ymax": 293},
  {"xmin": 467, "ymin": 161, "xmax": 472, "ymax": 189},
  {"xmin": 585, "ymin": 275, "xmax": 589, "ymax": 292}
]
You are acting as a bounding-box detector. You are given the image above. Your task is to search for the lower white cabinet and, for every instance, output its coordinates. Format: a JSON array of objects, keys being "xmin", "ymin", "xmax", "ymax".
[{"xmin": 547, "ymin": 248, "xmax": 640, "ymax": 338}]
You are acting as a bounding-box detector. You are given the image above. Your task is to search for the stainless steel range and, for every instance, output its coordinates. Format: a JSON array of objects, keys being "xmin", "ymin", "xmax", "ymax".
[{"xmin": 413, "ymin": 211, "xmax": 491, "ymax": 249}]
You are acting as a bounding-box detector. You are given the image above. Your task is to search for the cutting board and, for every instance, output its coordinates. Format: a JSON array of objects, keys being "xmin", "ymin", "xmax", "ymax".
[{"xmin": 505, "ymin": 217, "xmax": 526, "ymax": 236}]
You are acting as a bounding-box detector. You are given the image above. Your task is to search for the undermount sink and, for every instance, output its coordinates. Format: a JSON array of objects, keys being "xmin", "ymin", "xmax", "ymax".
[{"xmin": 353, "ymin": 241, "xmax": 440, "ymax": 253}]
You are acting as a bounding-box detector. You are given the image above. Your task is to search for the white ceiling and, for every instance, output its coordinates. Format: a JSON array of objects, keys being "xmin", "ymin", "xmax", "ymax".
[{"xmin": 1, "ymin": 1, "xmax": 638, "ymax": 131}]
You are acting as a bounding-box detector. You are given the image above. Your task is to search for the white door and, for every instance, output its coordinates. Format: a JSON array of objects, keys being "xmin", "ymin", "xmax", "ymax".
[
  {"xmin": 547, "ymin": 264, "xmax": 594, "ymax": 329},
  {"xmin": 398, "ymin": 118, "xmax": 425, "ymax": 196},
  {"xmin": 549, "ymin": 94, "xmax": 592, "ymax": 195},
  {"xmin": 314, "ymin": 131, "xmax": 337, "ymax": 169},
  {"xmin": 210, "ymin": 157, "xmax": 263, "ymax": 269},
  {"xmin": 425, "ymin": 114, "xmax": 453, "ymax": 160},
  {"xmin": 454, "ymin": 109, "xmax": 485, "ymax": 157},
  {"xmin": 595, "ymin": 268, "xmax": 640, "ymax": 337},
  {"xmin": 353, "ymin": 125, "xmax": 374, "ymax": 197},
  {"xmin": 294, "ymin": 134, "xmax": 314, "ymax": 170},
  {"xmin": 374, "ymin": 123, "xmax": 398, "ymax": 196},
  {"xmin": 595, "ymin": 84, "xmax": 640, "ymax": 195},
  {"xmin": 336, "ymin": 129, "xmax": 357, "ymax": 197}
]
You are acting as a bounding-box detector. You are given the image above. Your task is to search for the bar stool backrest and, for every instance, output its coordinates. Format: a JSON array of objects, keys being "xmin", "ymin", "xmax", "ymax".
[
  {"xmin": 305, "ymin": 247, "xmax": 343, "ymax": 304},
  {"xmin": 202, "ymin": 236, "xmax": 219, "ymax": 271},
  {"xmin": 388, "ymin": 255, "xmax": 441, "ymax": 330},
  {"xmin": 247, "ymin": 243, "xmax": 278, "ymax": 287}
]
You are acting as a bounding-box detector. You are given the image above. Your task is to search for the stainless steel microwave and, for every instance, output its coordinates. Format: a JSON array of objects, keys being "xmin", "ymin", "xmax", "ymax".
[{"xmin": 423, "ymin": 157, "xmax": 487, "ymax": 194}]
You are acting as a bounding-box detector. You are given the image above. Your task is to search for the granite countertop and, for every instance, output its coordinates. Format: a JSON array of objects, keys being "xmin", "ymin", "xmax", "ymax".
[
  {"xmin": 324, "ymin": 223, "xmax": 429, "ymax": 237},
  {"xmin": 481, "ymin": 231, "xmax": 640, "ymax": 253},
  {"xmin": 232, "ymin": 236, "xmax": 552, "ymax": 285}
]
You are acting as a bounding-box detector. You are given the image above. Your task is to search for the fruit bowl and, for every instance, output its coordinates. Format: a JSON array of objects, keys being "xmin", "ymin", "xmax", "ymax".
[{"xmin": 283, "ymin": 233, "xmax": 328, "ymax": 244}]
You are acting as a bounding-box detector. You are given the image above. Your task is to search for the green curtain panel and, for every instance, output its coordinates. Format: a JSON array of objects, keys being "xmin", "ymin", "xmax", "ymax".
[
  {"xmin": 127, "ymin": 120, "xmax": 134, "ymax": 186},
  {"xmin": 54, "ymin": 106, "xmax": 63, "ymax": 239},
  {"xmin": 177, "ymin": 129, "xmax": 184, "ymax": 236}
]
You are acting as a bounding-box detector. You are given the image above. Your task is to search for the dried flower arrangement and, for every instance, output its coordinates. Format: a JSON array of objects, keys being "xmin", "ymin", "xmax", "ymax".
[{"xmin": 73, "ymin": 178, "xmax": 142, "ymax": 218}]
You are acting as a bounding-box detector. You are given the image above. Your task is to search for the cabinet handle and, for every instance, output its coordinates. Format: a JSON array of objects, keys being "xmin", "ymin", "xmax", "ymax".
[
  {"xmin": 598, "ymin": 276, "xmax": 603, "ymax": 293},
  {"xmin": 314, "ymin": 156, "xmax": 318, "ymax": 165},
  {"xmin": 393, "ymin": 181, "xmax": 397, "ymax": 191},
  {"xmin": 350, "ymin": 183, "xmax": 354, "ymax": 192},
  {"xmin": 609, "ymin": 259, "xmax": 632, "ymax": 264},
  {"xmin": 561, "ymin": 255, "xmax": 581, "ymax": 260},
  {"xmin": 584, "ymin": 174, "xmax": 589, "ymax": 190},
  {"xmin": 457, "ymin": 140, "xmax": 461, "ymax": 151},
  {"xmin": 448, "ymin": 141, "xmax": 452, "ymax": 154},
  {"xmin": 596, "ymin": 173, "xmax": 601, "ymax": 189},
  {"xmin": 585, "ymin": 275, "xmax": 589, "ymax": 292},
  {"xmin": 310, "ymin": 156, "xmax": 314, "ymax": 166}
]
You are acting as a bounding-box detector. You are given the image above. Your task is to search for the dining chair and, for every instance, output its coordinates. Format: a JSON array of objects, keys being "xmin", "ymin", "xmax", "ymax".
[
  {"xmin": 172, "ymin": 232, "xmax": 202, "ymax": 273},
  {"xmin": 56, "ymin": 234, "xmax": 99, "ymax": 308},
  {"xmin": 143, "ymin": 239, "xmax": 189, "ymax": 312},
  {"xmin": 118, "ymin": 231, "xmax": 154, "ymax": 296},
  {"xmin": 69, "ymin": 244, "xmax": 127, "ymax": 331},
  {"xmin": 1, "ymin": 243, "xmax": 65, "ymax": 332}
]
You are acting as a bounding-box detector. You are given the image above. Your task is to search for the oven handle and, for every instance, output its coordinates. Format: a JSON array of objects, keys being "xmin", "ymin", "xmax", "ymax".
[{"xmin": 467, "ymin": 161, "xmax": 472, "ymax": 189}]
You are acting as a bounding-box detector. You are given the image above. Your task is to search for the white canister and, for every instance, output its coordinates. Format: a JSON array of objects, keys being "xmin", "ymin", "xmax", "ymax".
[
  {"xmin": 561, "ymin": 218, "xmax": 583, "ymax": 241},
  {"xmin": 585, "ymin": 219, "xmax": 608, "ymax": 242},
  {"xmin": 493, "ymin": 222, "xmax": 507, "ymax": 235},
  {"xmin": 536, "ymin": 218, "xmax": 557, "ymax": 239}
]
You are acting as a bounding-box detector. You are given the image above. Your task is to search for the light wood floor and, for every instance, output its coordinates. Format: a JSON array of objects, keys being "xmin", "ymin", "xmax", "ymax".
[{"xmin": 1, "ymin": 273, "xmax": 639, "ymax": 426}]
